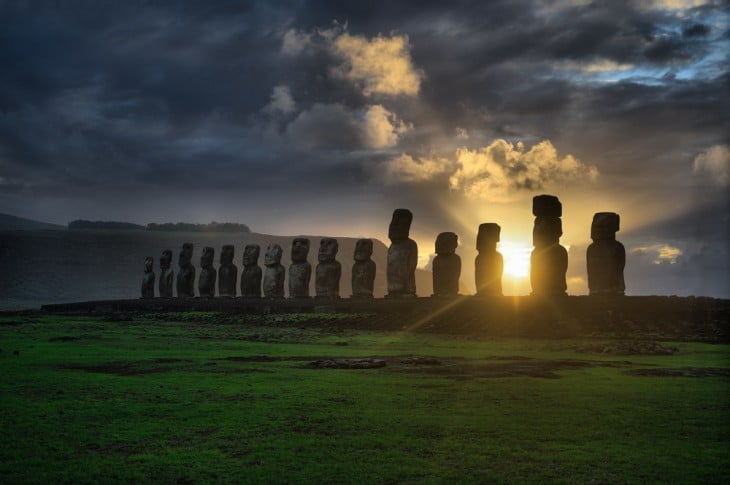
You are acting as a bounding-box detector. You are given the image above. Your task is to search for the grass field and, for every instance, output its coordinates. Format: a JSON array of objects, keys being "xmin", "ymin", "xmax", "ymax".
[{"xmin": 1, "ymin": 312, "xmax": 729, "ymax": 483}]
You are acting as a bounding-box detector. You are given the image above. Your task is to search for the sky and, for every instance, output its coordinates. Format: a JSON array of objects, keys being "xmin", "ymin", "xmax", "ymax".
[{"xmin": 0, "ymin": 0, "xmax": 728, "ymax": 296}]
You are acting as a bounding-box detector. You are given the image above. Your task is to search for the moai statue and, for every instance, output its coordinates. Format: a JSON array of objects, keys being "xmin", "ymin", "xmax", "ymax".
[
  {"xmin": 530, "ymin": 195, "xmax": 567, "ymax": 296},
  {"xmin": 432, "ymin": 232, "xmax": 461, "ymax": 296},
  {"xmin": 316, "ymin": 238, "xmax": 341, "ymax": 298},
  {"xmin": 240, "ymin": 244, "xmax": 262, "ymax": 298},
  {"xmin": 475, "ymin": 223, "xmax": 503, "ymax": 296},
  {"xmin": 218, "ymin": 244, "xmax": 237, "ymax": 297},
  {"xmin": 386, "ymin": 209, "xmax": 418, "ymax": 297},
  {"xmin": 351, "ymin": 239, "xmax": 376, "ymax": 298},
  {"xmin": 141, "ymin": 256, "xmax": 155, "ymax": 299},
  {"xmin": 263, "ymin": 244, "xmax": 285, "ymax": 298},
  {"xmin": 289, "ymin": 238, "xmax": 311, "ymax": 298},
  {"xmin": 587, "ymin": 212, "xmax": 625, "ymax": 295},
  {"xmin": 176, "ymin": 243, "xmax": 196, "ymax": 298},
  {"xmin": 198, "ymin": 246, "xmax": 216, "ymax": 298},
  {"xmin": 158, "ymin": 249, "xmax": 174, "ymax": 298}
]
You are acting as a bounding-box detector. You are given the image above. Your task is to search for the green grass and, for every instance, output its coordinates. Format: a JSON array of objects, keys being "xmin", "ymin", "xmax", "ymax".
[{"xmin": 1, "ymin": 313, "xmax": 728, "ymax": 483}]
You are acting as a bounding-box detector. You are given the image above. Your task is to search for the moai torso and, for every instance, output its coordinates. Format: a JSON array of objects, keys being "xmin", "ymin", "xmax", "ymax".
[
  {"xmin": 176, "ymin": 243, "xmax": 196, "ymax": 298},
  {"xmin": 432, "ymin": 232, "xmax": 461, "ymax": 296},
  {"xmin": 315, "ymin": 238, "xmax": 341, "ymax": 298},
  {"xmin": 387, "ymin": 209, "xmax": 418, "ymax": 297},
  {"xmin": 240, "ymin": 244, "xmax": 262, "ymax": 297},
  {"xmin": 141, "ymin": 256, "xmax": 155, "ymax": 299},
  {"xmin": 198, "ymin": 246, "xmax": 216, "ymax": 298},
  {"xmin": 158, "ymin": 249, "xmax": 174, "ymax": 298},
  {"xmin": 530, "ymin": 198, "xmax": 567, "ymax": 296},
  {"xmin": 587, "ymin": 212, "xmax": 626, "ymax": 295},
  {"xmin": 288, "ymin": 238, "xmax": 311, "ymax": 298},
  {"xmin": 218, "ymin": 245, "xmax": 237, "ymax": 297},
  {"xmin": 263, "ymin": 244, "xmax": 285, "ymax": 298},
  {"xmin": 352, "ymin": 239, "xmax": 376, "ymax": 298},
  {"xmin": 474, "ymin": 223, "xmax": 503, "ymax": 296}
]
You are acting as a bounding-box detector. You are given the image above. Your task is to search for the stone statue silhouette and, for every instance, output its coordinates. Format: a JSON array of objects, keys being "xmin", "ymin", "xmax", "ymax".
[
  {"xmin": 158, "ymin": 249, "xmax": 174, "ymax": 298},
  {"xmin": 176, "ymin": 243, "xmax": 196, "ymax": 298},
  {"xmin": 387, "ymin": 209, "xmax": 418, "ymax": 297},
  {"xmin": 587, "ymin": 212, "xmax": 625, "ymax": 295},
  {"xmin": 240, "ymin": 244, "xmax": 262, "ymax": 297},
  {"xmin": 432, "ymin": 232, "xmax": 460, "ymax": 296},
  {"xmin": 289, "ymin": 238, "xmax": 312, "ymax": 298},
  {"xmin": 141, "ymin": 256, "xmax": 155, "ymax": 299},
  {"xmin": 316, "ymin": 238, "xmax": 341, "ymax": 298},
  {"xmin": 352, "ymin": 239, "xmax": 376, "ymax": 298},
  {"xmin": 530, "ymin": 195, "xmax": 567, "ymax": 296},
  {"xmin": 198, "ymin": 246, "xmax": 216, "ymax": 298},
  {"xmin": 263, "ymin": 244, "xmax": 285, "ymax": 298},
  {"xmin": 218, "ymin": 245, "xmax": 237, "ymax": 297},
  {"xmin": 475, "ymin": 223, "xmax": 503, "ymax": 296}
]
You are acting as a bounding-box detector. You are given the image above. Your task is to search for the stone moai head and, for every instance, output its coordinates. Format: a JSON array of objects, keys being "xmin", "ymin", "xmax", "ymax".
[
  {"xmin": 243, "ymin": 244, "xmax": 260, "ymax": 267},
  {"xmin": 144, "ymin": 256, "xmax": 153, "ymax": 273},
  {"xmin": 354, "ymin": 239, "xmax": 373, "ymax": 262},
  {"xmin": 220, "ymin": 245, "xmax": 234, "ymax": 266},
  {"xmin": 533, "ymin": 217, "xmax": 563, "ymax": 247},
  {"xmin": 476, "ymin": 223, "xmax": 501, "ymax": 252},
  {"xmin": 160, "ymin": 250, "xmax": 172, "ymax": 269},
  {"xmin": 291, "ymin": 238, "xmax": 310, "ymax": 263},
  {"xmin": 179, "ymin": 243, "xmax": 194, "ymax": 267},
  {"xmin": 318, "ymin": 238, "xmax": 339, "ymax": 263},
  {"xmin": 435, "ymin": 232, "xmax": 458, "ymax": 255},
  {"xmin": 201, "ymin": 246, "xmax": 215, "ymax": 268},
  {"xmin": 264, "ymin": 244, "xmax": 283, "ymax": 266},
  {"xmin": 532, "ymin": 194, "xmax": 562, "ymax": 218},
  {"xmin": 591, "ymin": 212, "xmax": 620, "ymax": 241},
  {"xmin": 388, "ymin": 208, "xmax": 413, "ymax": 242}
]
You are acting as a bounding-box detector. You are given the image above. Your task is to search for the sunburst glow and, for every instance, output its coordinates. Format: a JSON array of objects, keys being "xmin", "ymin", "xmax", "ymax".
[{"xmin": 498, "ymin": 241, "xmax": 532, "ymax": 279}]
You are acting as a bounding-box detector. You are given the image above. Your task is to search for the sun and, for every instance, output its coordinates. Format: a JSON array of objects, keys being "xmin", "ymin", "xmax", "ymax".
[{"xmin": 498, "ymin": 241, "xmax": 531, "ymax": 279}]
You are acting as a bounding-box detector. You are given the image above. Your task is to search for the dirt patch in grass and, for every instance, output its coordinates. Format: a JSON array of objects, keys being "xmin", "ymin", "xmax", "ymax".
[
  {"xmin": 624, "ymin": 367, "xmax": 730, "ymax": 378},
  {"xmin": 388, "ymin": 359, "xmax": 594, "ymax": 379},
  {"xmin": 49, "ymin": 334, "xmax": 104, "ymax": 342},
  {"xmin": 58, "ymin": 358, "xmax": 192, "ymax": 376},
  {"xmin": 578, "ymin": 341, "xmax": 679, "ymax": 355},
  {"xmin": 307, "ymin": 358, "xmax": 387, "ymax": 369}
]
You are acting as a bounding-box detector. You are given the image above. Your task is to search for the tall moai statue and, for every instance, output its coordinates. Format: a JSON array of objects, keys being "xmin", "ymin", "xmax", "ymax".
[
  {"xmin": 386, "ymin": 209, "xmax": 418, "ymax": 297},
  {"xmin": 198, "ymin": 246, "xmax": 216, "ymax": 298},
  {"xmin": 263, "ymin": 244, "xmax": 285, "ymax": 298},
  {"xmin": 158, "ymin": 249, "xmax": 174, "ymax": 298},
  {"xmin": 475, "ymin": 223, "xmax": 503, "ymax": 296},
  {"xmin": 218, "ymin": 244, "xmax": 237, "ymax": 297},
  {"xmin": 176, "ymin": 243, "xmax": 196, "ymax": 298},
  {"xmin": 240, "ymin": 244, "xmax": 262, "ymax": 298},
  {"xmin": 352, "ymin": 239, "xmax": 376, "ymax": 298},
  {"xmin": 587, "ymin": 212, "xmax": 625, "ymax": 295},
  {"xmin": 141, "ymin": 256, "xmax": 155, "ymax": 299},
  {"xmin": 530, "ymin": 195, "xmax": 568, "ymax": 296},
  {"xmin": 316, "ymin": 238, "xmax": 341, "ymax": 298},
  {"xmin": 289, "ymin": 238, "xmax": 312, "ymax": 298},
  {"xmin": 432, "ymin": 232, "xmax": 461, "ymax": 296}
]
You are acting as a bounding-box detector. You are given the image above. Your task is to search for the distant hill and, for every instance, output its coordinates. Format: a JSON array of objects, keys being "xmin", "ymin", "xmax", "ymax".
[
  {"xmin": 147, "ymin": 222, "xmax": 250, "ymax": 233},
  {"xmin": 68, "ymin": 220, "xmax": 146, "ymax": 230},
  {"xmin": 0, "ymin": 213, "xmax": 64, "ymax": 231}
]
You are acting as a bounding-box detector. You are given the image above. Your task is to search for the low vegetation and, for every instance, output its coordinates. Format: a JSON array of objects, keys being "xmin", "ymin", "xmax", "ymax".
[{"xmin": 1, "ymin": 313, "xmax": 728, "ymax": 483}]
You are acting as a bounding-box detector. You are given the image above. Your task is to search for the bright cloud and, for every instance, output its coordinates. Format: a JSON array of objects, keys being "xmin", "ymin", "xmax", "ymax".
[
  {"xmin": 362, "ymin": 105, "xmax": 412, "ymax": 149},
  {"xmin": 383, "ymin": 154, "xmax": 453, "ymax": 184},
  {"xmin": 693, "ymin": 144, "xmax": 729, "ymax": 187},
  {"xmin": 449, "ymin": 139, "xmax": 598, "ymax": 202},
  {"xmin": 331, "ymin": 32, "xmax": 422, "ymax": 96},
  {"xmin": 263, "ymin": 85, "xmax": 296, "ymax": 115},
  {"xmin": 630, "ymin": 244, "xmax": 683, "ymax": 264}
]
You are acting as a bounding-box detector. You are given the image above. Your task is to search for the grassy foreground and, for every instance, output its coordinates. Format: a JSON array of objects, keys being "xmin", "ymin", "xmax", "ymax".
[{"xmin": 1, "ymin": 313, "xmax": 729, "ymax": 483}]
